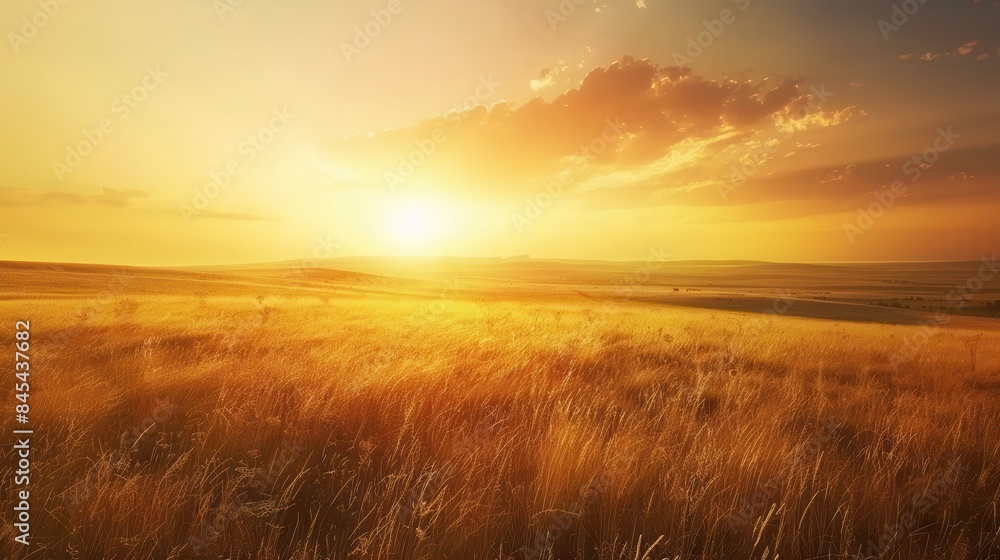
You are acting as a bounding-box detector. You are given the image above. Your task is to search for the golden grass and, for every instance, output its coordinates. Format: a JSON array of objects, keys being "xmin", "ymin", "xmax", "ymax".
[{"xmin": 2, "ymin": 284, "xmax": 999, "ymax": 559}]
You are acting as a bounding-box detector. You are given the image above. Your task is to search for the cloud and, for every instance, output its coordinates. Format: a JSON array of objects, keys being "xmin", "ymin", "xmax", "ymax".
[
  {"xmin": 574, "ymin": 143, "xmax": 1000, "ymax": 211},
  {"xmin": 530, "ymin": 65, "xmax": 569, "ymax": 92},
  {"xmin": 0, "ymin": 187, "xmax": 148, "ymax": 208},
  {"xmin": 327, "ymin": 56, "xmax": 852, "ymax": 199},
  {"xmin": 901, "ymin": 41, "xmax": 988, "ymax": 63},
  {"xmin": 957, "ymin": 41, "xmax": 980, "ymax": 55}
]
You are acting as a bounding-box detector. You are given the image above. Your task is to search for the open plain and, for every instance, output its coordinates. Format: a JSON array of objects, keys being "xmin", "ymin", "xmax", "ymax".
[{"xmin": 1, "ymin": 258, "xmax": 999, "ymax": 559}]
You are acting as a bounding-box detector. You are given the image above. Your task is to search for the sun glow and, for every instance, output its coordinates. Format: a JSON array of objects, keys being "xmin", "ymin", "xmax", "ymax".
[{"xmin": 384, "ymin": 198, "xmax": 450, "ymax": 250}]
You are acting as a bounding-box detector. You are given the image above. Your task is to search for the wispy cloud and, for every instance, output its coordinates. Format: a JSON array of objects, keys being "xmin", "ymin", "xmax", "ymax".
[
  {"xmin": 327, "ymin": 56, "xmax": 853, "ymax": 200},
  {"xmin": 0, "ymin": 187, "xmax": 149, "ymax": 208}
]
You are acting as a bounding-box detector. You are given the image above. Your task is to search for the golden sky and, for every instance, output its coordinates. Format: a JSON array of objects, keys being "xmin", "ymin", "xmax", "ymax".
[{"xmin": 2, "ymin": 0, "xmax": 999, "ymax": 265}]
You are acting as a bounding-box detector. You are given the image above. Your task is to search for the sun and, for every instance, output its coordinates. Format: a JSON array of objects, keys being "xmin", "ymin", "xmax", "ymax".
[{"xmin": 385, "ymin": 199, "xmax": 448, "ymax": 250}]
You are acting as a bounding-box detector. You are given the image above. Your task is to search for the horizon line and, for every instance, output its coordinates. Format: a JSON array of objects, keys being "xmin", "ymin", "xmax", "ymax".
[{"xmin": 1, "ymin": 255, "xmax": 993, "ymax": 270}]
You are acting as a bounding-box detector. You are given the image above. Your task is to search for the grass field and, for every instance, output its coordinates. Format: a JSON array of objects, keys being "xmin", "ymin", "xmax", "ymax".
[{"xmin": 2, "ymin": 261, "xmax": 1000, "ymax": 559}]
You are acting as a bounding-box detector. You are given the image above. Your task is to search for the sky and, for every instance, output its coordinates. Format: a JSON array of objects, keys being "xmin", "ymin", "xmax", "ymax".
[{"xmin": 1, "ymin": 0, "xmax": 998, "ymax": 265}]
